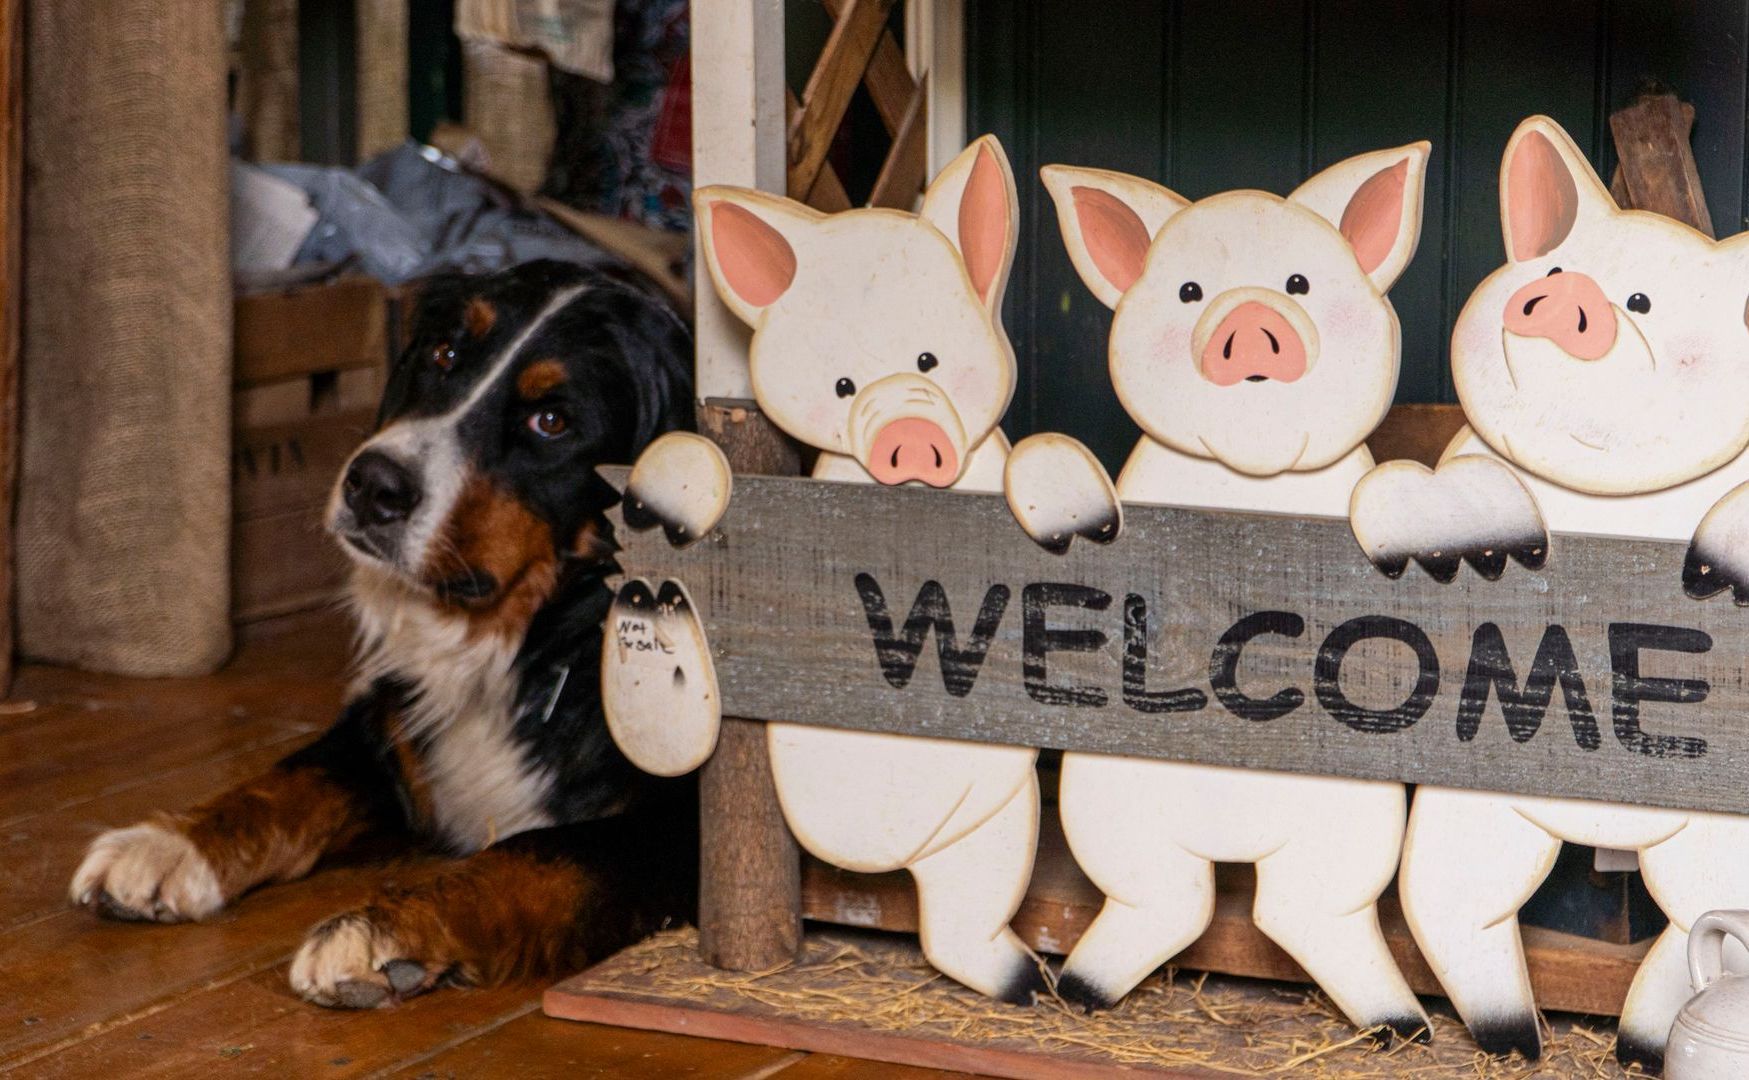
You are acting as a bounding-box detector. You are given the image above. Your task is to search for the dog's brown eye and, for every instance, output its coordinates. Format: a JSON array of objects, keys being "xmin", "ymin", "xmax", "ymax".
[
  {"xmin": 529, "ymin": 410, "xmax": 568, "ymax": 437},
  {"xmin": 432, "ymin": 342, "xmax": 456, "ymax": 370}
]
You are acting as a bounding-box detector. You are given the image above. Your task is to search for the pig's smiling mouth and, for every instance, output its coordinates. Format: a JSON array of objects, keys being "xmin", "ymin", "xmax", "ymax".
[{"xmin": 1569, "ymin": 432, "xmax": 1607, "ymax": 451}]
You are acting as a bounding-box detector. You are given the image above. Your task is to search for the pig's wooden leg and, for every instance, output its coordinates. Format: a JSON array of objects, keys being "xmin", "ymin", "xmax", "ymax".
[
  {"xmin": 1399, "ymin": 786, "xmax": 1561, "ymax": 1060},
  {"xmin": 1251, "ymin": 792, "xmax": 1427, "ymax": 1043},
  {"xmin": 907, "ymin": 779, "xmax": 1046, "ymax": 1004},
  {"xmin": 1056, "ymin": 755, "xmax": 1214, "ymax": 1010},
  {"xmin": 1628, "ymin": 819, "xmax": 1749, "ymax": 1072}
]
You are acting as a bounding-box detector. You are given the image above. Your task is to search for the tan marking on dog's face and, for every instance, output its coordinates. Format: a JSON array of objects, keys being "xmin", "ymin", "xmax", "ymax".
[
  {"xmin": 516, "ymin": 359, "xmax": 567, "ymax": 401},
  {"xmin": 465, "ymin": 296, "xmax": 498, "ymax": 339},
  {"xmin": 423, "ymin": 471, "xmax": 562, "ymax": 640}
]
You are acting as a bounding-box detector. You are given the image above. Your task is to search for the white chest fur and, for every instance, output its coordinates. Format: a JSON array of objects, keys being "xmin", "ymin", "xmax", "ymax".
[{"xmin": 349, "ymin": 569, "xmax": 554, "ymax": 852}]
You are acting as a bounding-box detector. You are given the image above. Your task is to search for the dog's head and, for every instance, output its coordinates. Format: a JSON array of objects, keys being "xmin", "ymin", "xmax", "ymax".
[{"xmin": 328, "ymin": 260, "xmax": 692, "ymax": 623}]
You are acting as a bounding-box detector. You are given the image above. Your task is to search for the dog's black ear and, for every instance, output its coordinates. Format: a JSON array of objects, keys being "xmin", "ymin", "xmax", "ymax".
[
  {"xmin": 608, "ymin": 290, "xmax": 696, "ymax": 454},
  {"xmin": 402, "ymin": 271, "xmax": 476, "ymax": 358}
]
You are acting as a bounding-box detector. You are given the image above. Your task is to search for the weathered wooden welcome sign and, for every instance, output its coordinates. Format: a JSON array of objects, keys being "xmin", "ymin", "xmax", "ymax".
[
  {"xmin": 600, "ymin": 117, "xmax": 1749, "ymax": 1074},
  {"xmin": 604, "ymin": 468, "xmax": 1747, "ymax": 816}
]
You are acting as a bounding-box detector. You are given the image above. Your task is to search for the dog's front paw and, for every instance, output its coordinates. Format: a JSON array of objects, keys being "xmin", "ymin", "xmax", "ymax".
[
  {"xmin": 290, "ymin": 909, "xmax": 452, "ymax": 1009},
  {"xmin": 1350, "ymin": 456, "xmax": 1548, "ymax": 582},
  {"xmin": 69, "ymin": 822, "xmax": 223, "ymax": 922}
]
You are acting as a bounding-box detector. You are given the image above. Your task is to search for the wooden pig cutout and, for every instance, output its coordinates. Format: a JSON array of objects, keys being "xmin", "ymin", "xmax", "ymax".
[
  {"xmin": 1350, "ymin": 116, "xmax": 1749, "ymax": 1073},
  {"xmin": 601, "ymin": 136, "xmax": 1121, "ymax": 1005},
  {"xmin": 1043, "ymin": 143, "xmax": 1434, "ymax": 1042}
]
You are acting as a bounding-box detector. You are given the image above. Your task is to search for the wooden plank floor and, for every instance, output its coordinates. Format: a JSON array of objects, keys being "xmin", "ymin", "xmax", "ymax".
[{"xmin": 0, "ymin": 617, "xmax": 974, "ymax": 1079}]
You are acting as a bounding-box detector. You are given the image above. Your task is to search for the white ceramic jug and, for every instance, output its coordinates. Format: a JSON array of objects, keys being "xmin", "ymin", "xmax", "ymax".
[{"xmin": 1666, "ymin": 910, "xmax": 1749, "ymax": 1079}]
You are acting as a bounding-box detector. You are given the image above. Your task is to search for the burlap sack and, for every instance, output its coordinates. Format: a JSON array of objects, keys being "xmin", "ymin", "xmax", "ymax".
[
  {"xmin": 18, "ymin": 0, "xmax": 233, "ymax": 676},
  {"xmin": 463, "ymin": 39, "xmax": 557, "ymax": 194}
]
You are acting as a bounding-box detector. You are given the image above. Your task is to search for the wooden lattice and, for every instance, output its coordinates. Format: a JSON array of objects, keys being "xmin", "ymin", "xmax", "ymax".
[{"xmin": 788, "ymin": 0, "xmax": 929, "ymax": 211}]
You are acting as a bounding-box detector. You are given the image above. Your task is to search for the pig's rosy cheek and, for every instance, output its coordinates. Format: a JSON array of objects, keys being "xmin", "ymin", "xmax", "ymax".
[
  {"xmin": 1320, "ymin": 299, "xmax": 1370, "ymax": 340},
  {"xmin": 1153, "ymin": 324, "xmax": 1194, "ymax": 367}
]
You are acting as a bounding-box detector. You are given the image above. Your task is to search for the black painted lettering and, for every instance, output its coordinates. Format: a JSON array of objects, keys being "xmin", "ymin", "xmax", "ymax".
[
  {"xmin": 1208, "ymin": 611, "xmax": 1304, "ymax": 722},
  {"xmin": 1456, "ymin": 623, "xmax": 1599, "ymax": 749},
  {"xmin": 1314, "ymin": 616, "xmax": 1439, "ymax": 734},
  {"xmin": 1608, "ymin": 623, "xmax": 1709, "ymax": 759},
  {"xmin": 1022, "ymin": 583, "xmax": 1110, "ymax": 708},
  {"xmin": 1121, "ymin": 594, "xmax": 1207, "ymax": 714},
  {"xmin": 853, "ymin": 573, "xmax": 1010, "ymax": 697}
]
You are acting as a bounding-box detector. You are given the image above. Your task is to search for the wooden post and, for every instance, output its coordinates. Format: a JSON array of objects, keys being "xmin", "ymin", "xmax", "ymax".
[
  {"xmin": 0, "ymin": 0, "xmax": 18, "ymax": 695},
  {"xmin": 237, "ymin": 0, "xmax": 300, "ymax": 161},
  {"xmin": 691, "ymin": 0, "xmax": 804, "ymax": 972},
  {"xmin": 354, "ymin": 0, "xmax": 408, "ymax": 160}
]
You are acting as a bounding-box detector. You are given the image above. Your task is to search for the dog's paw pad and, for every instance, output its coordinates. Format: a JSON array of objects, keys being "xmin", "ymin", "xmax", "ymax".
[
  {"xmin": 1005, "ymin": 434, "xmax": 1122, "ymax": 554},
  {"xmin": 291, "ymin": 910, "xmax": 447, "ymax": 1009},
  {"xmin": 69, "ymin": 822, "xmax": 223, "ymax": 922},
  {"xmin": 603, "ymin": 579, "xmax": 722, "ymax": 776},
  {"xmin": 1350, "ymin": 456, "xmax": 1548, "ymax": 583},
  {"xmin": 620, "ymin": 433, "xmax": 732, "ymax": 548}
]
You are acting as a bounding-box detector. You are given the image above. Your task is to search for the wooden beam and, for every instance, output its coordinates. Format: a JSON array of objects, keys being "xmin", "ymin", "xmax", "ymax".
[
  {"xmin": 788, "ymin": 0, "xmax": 898, "ymax": 199},
  {"xmin": 354, "ymin": 0, "xmax": 409, "ymax": 160},
  {"xmin": 237, "ymin": 0, "xmax": 300, "ymax": 161},
  {"xmin": 906, "ymin": 0, "xmax": 964, "ymax": 176},
  {"xmin": 1610, "ymin": 94, "xmax": 1713, "ymax": 236},
  {"xmin": 866, "ymin": 76, "xmax": 928, "ymax": 209},
  {"xmin": 822, "ymin": 0, "xmax": 915, "ymax": 136},
  {"xmin": 607, "ymin": 466, "xmax": 1749, "ymax": 818},
  {"xmin": 785, "ymin": 89, "xmax": 853, "ymax": 211},
  {"xmin": 692, "ymin": 0, "xmax": 785, "ymax": 402},
  {"xmin": 0, "ymin": 0, "xmax": 18, "ymax": 694}
]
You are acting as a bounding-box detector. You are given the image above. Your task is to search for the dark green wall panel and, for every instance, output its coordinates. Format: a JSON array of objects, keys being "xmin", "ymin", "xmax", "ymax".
[{"xmin": 970, "ymin": 0, "xmax": 1749, "ymax": 467}]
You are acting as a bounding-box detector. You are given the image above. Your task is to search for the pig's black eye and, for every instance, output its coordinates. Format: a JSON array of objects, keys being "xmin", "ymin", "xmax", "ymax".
[
  {"xmin": 917, "ymin": 352, "xmax": 938, "ymax": 373},
  {"xmin": 835, "ymin": 377, "xmax": 856, "ymax": 398},
  {"xmin": 1179, "ymin": 282, "xmax": 1203, "ymax": 303},
  {"xmin": 1627, "ymin": 292, "xmax": 1651, "ymax": 314},
  {"xmin": 1286, "ymin": 273, "xmax": 1309, "ymax": 295},
  {"xmin": 1548, "ymin": 266, "xmax": 1563, "ymax": 276}
]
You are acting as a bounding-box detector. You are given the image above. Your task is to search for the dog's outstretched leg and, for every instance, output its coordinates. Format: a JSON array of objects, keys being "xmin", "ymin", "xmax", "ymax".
[
  {"xmin": 70, "ymin": 687, "xmax": 407, "ymax": 922},
  {"xmin": 291, "ymin": 810, "xmax": 696, "ymax": 1007}
]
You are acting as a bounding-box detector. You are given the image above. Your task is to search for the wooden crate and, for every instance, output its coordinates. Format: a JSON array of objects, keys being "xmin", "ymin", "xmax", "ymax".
[{"xmin": 232, "ymin": 277, "xmax": 393, "ymax": 627}]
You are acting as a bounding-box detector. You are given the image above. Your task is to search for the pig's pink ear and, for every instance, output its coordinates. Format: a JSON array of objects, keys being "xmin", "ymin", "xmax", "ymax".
[
  {"xmin": 1041, "ymin": 165, "xmax": 1190, "ymax": 310},
  {"xmin": 920, "ymin": 136, "xmax": 1019, "ymax": 312},
  {"xmin": 693, "ymin": 186, "xmax": 819, "ymax": 326},
  {"xmin": 1500, "ymin": 117, "xmax": 1612, "ymax": 263},
  {"xmin": 1290, "ymin": 142, "xmax": 1430, "ymax": 293}
]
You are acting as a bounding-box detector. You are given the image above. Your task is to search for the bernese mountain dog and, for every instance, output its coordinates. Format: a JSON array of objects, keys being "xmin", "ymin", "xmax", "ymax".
[{"xmin": 70, "ymin": 259, "xmax": 699, "ymax": 1007}]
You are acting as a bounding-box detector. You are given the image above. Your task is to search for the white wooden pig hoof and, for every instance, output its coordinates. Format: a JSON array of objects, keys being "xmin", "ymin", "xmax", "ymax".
[
  {"xmin": 601, "ymin": 578, "xmax": 721, "ymax": 776},
  {"xmin": 1004, "ymin": 433, "xmax": 1122, "ymax": 553},
  {"xmin": 620, "ymin": 433, "xmax": 732, "ymax": 548},
  {"xmin": 1350, "ymin": 456, "xmax": 1548, "ymax": 582},
  {"xmin": 1685, "ymin": 481, "xmax": 1749, "ymax": 604}
]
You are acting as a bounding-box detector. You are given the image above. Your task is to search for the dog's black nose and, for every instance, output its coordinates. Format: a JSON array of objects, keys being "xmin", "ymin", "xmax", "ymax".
[{"xmin": 342, "ymin": 451, "xmax": 421, "ymax": 526}]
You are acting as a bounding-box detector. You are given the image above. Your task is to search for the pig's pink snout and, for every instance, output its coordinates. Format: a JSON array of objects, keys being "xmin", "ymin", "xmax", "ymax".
[
  {"xmin": 1503, "ymin": 270, "xmax": 1617, "ymax": 361},
  {"xmin": 867, "ymin": 418, "xmax": 959, "ymax": 487},
  {"xmin": 1200, "ymin": 302, "xmax": 1308, "ymax": 386}
]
